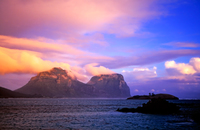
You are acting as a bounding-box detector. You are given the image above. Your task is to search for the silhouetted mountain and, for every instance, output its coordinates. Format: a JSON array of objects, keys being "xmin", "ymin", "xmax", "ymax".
[
  {"xmin": 0, "ymin": 86, "xmax": 39, "ymax": 98},
  {"xmin": 87, "ymin": 74, "xmax": 131, "ymax": 98},
  {"xmin": 15, "ymin": 67, "xmax": 131, "ymax": 98},
  {"xmin": 15, "ymin": 67, "xmax": 94, "ymax": 98}
]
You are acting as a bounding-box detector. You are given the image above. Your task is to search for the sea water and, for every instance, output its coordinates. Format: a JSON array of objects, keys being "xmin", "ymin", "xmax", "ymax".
[{"xmin": 0, "ymin": 98, "xmax": 200, "ymax": 130}]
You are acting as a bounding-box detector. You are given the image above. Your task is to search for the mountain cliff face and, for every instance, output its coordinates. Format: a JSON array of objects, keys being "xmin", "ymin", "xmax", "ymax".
[
  {"xmin": 16, "ymin": 67, "xmax": 131, "ymax": 98},
  {"xmin": 87, "ymin": 74, "xmax": 131, "ymax": 98},
  {"xmin": 16, "ymin": 67, "xmax": 94, "ymax": 98}
]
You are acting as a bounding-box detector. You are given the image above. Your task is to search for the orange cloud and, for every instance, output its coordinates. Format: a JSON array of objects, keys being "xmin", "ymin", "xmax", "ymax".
[
  {"xmin": 84, "ymin": 63, "xmax": 115, "ymax": 76},
  {"xmin": 0, "ymin": 47, "xmax": 71, "ymax": 74}
]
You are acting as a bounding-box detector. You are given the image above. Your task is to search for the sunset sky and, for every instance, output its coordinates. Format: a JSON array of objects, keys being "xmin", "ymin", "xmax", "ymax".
[{"xmin": 0, "ymin": 0, "xmax": 200, "ymax": 98}]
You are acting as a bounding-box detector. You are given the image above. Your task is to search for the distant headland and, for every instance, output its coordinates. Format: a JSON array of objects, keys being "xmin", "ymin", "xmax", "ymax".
[{"xmin": 127, "ymin": 93, "xmax": 179, "ymax": 100}]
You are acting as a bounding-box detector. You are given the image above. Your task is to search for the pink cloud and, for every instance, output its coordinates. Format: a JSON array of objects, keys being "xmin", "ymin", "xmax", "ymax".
[
  {"xmin": 165, "ymin": 57, "xmax": 200, "ymax": 75},
  {"xmin": 84, "ymin": 63, "xmax": 115, "ymax": 76},
  {"xmin": 70, "ymin": 66, "xmax": 90, "ymax": 83},
  {"xmin": 99, "ymin": 50, "xmax": 200, "ymax": 69},
  {"xmin": 122, "ymin": 66, "xmax": 157, "ymax": 80},
  {"xmin": 0, "ymin": 35, "xmax": 86, "ymax": 55},
  {"xmin": 134, "ymin": 89, "xmax": 139, "ymax": 92},
  {"xmin": 0, "ymin": 35, "xmax": 114, "ymax": 66},
  {"xmin": 0, "ymin": 0, "xmax": 166, "ymax": 38},
  {"xmin": 189, "ymin": 57, "xmax": 200, "ymax": 72}
]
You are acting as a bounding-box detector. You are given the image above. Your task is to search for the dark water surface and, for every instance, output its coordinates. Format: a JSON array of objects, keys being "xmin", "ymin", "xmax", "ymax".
[{"xmin": 0, "ymin": 98, "xmax": 200, "ymax": 130}]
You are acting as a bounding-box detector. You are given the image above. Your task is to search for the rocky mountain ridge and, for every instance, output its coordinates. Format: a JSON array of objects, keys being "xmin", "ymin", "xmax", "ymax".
[
  {"xmin": 16, "ymin": 67, "xmax": 94, "ymax": 97},
  {"xmin": 15, "ymin": 67, "xmax": 130, "ymax": 98},
  {"xmin": 87, "ymin": 74, "xmax": 130, "ymax": 97}
]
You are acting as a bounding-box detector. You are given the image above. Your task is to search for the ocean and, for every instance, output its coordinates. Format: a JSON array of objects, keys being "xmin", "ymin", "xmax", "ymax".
[{"xmin": 0, "ymin": 98, "xmax": 200, "ymax": 130}]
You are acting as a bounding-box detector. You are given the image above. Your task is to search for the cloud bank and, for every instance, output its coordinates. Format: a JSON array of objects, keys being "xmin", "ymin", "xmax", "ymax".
[
  {"xmin": 165, "ymin": 57, "xmax": 200, "ymax": 75},
  {"xmin": 122, "ymin": 66, "xmax": 157, "ymax": 80},
  {"xmin": 85, "ymin": 63, "xmax": 115, "ymax": 76},
  {"xmin": 0, "ymin": 46, "xmax": 71, "ymax": 74},
  {"xmin": 0, "ymin": 0, "xmax": 165, "ymax": 39},
  {"xmin": 100, "ymin": 50, "xmax": 200, "ymax": 69}
]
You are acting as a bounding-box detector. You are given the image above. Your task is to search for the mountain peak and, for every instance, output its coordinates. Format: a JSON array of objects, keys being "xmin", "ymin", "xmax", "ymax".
[
  {"xmin": 96, "ymin": 73, "xmax": 119, "ymax": 77},
  {"xmin": 48, "ymin": 67, "xmax": 67, "ymax": 74},
  {"xmin": 88, "ymin": 73, "xmax": 124, "ymax": 84},
  {"xmin": 97, "ymin": 73, "xmax": 123, "ymax": 78},
  {"xmin": 87, "ymin": 73, "xmax": 130, "ymax": 98},
  {"xmin": 34, "ymin": 67, "xmax": 77, "ymax": 81}
]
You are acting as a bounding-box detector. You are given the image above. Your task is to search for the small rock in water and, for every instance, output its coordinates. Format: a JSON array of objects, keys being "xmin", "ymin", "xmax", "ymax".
[{"xmin": 117, "ymin": 98, "xmax": 180, "ymax": 114}]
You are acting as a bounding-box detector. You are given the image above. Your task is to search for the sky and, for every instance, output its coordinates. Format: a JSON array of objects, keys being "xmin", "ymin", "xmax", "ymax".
[{"xmin": 0, "ymin": 0, "xmax": 200, "ymax": 98}]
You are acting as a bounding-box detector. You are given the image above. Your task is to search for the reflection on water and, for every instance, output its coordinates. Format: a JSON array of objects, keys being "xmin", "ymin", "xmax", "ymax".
[{"xmin": 0, "ymin": 98, "xmax": 200, "ymax": 129}]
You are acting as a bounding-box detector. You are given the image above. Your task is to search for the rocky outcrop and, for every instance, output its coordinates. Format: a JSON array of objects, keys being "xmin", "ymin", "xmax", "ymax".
[
  {"xmin": 117, "ymin": 98, "xmax": 180, "ymax": 114},
  {"xmin": 15, "ymin": 67, "xmax": 130, "ymax": 98},
  {"xmin": 127, "ymin": 93, "xmax": 179, "ymax": 100},
  {"xmin": 16, "ymin": 67, "xmax": 94, "ymax": 98},
  {"xmin": 87, "ymin": 74, "xmax": 130, "ymax": 98}
]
